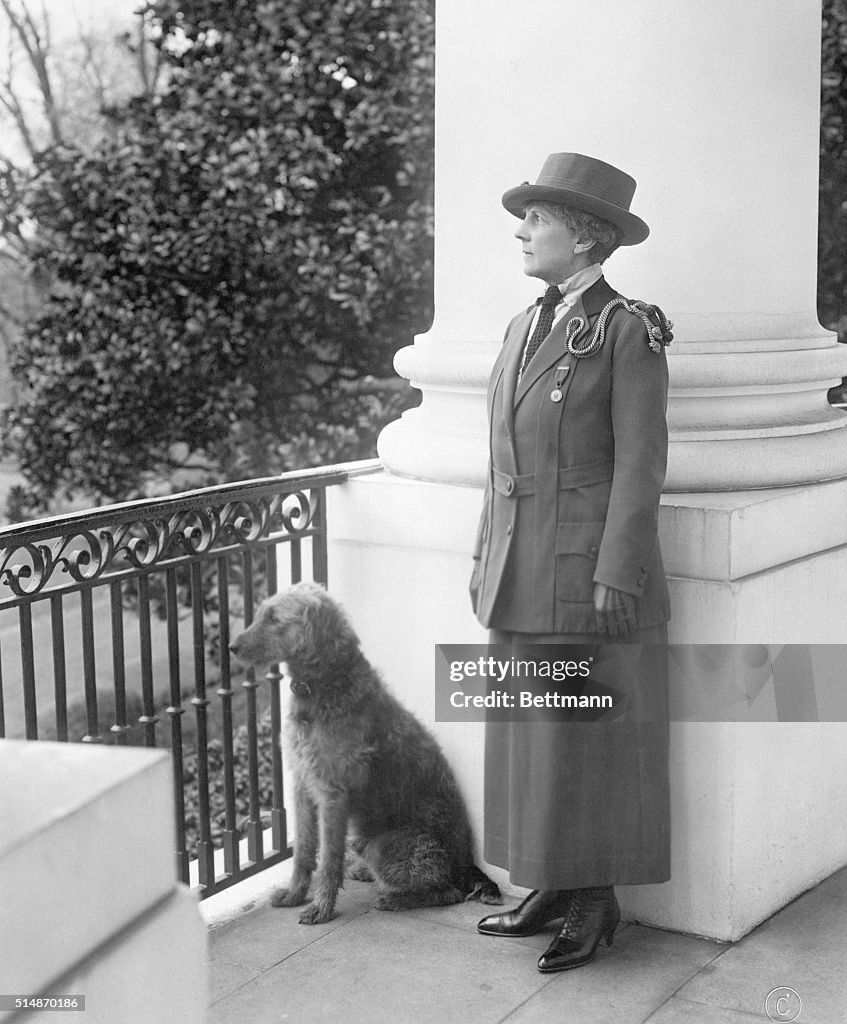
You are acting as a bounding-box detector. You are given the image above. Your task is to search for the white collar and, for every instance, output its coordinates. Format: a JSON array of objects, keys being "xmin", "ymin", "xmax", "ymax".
[{"xmin": 553, "ymin": 263, "xmax": 604, "ymax": 306}]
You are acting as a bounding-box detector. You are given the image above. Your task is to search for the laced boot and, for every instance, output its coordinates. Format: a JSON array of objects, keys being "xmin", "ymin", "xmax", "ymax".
[
  {"xmin": 536, "ymin": 886, "xmax": 620, "ymax": 972},
  {"xmin": 477, "ymin": 889, "xmax": 573, "ymax": 937}
]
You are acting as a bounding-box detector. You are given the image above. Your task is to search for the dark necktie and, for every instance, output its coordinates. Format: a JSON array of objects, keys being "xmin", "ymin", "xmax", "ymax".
[{"xmin": 520, "ymin": 285, "xmax": 561, "ymax": 375}]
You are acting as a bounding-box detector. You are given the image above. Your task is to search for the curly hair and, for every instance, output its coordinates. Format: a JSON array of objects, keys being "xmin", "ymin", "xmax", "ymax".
[{"xmin": 535, "ymin": 202, "xmax": 623, "ymax": 264}]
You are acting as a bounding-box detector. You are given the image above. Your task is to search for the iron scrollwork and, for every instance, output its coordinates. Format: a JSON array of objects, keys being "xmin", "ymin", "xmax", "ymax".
[{"xmin": 0, "ymin": 485, "xmax": 320, "ymax": 602}]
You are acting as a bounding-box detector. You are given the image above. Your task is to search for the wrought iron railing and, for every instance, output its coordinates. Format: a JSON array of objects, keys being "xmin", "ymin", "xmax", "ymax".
[{"xmin": 0, "ymin": 464, "xmax": 359, "ymax": 898}]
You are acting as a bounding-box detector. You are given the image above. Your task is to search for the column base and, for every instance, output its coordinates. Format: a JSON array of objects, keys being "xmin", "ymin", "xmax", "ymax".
[{"xmin": 379, "ymin": 334, "xmax": 847, "ymax": 490}]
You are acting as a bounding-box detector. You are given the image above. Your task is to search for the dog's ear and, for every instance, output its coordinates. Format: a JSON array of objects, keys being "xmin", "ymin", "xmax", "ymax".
[{"xmin": 299, "ymin": 589, "xmax": 360, "ymax": 671}]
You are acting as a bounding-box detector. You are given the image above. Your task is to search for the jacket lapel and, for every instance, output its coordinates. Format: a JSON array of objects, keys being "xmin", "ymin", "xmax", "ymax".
[
  {"xmin": 513, "ymin": 276, "xmax": 618, "ymax": 407},
  {"xmin": 498, "ymin": 306, "xmax": 534, "ymax": 443},
  {"xmin": 514, "ymin": 299, "xmax": 583, "ymax": 405},
  {"xmin": 582, "ymin": 275, "xmax": 617, "ymax": 318}
]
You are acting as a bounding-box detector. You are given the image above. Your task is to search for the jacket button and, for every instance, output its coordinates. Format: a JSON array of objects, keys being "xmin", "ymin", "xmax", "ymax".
[
  {"xmin": 589, "ymin": 545, "xmax": 598, "ymax": 557},
  {"xmin": 506, "ymin": 524, "xmax": 512, "ymax": 535},
  {"xmin": 505, "ymin": 479, "xmax": 514, "ymax": 494}
]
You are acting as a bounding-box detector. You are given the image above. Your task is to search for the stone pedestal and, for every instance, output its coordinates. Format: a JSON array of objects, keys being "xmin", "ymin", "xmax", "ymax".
[
  {"xmin": 637, "ymin": 480, "xmax": 847, "ymax": 938},
  {"xmin": 326, "ymin": 471, "xmax": 847, "ymax": 941}
]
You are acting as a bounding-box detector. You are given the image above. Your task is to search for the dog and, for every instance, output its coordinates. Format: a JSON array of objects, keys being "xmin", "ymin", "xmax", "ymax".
[{"xmin": 229, "ymin": 581, "xmax": 501, "ymax": 924}]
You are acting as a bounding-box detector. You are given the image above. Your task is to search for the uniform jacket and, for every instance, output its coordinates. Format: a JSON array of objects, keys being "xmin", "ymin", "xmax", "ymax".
[{"xmin": 470, "ymin": 275, "xmax": 671, "ymax": 634}]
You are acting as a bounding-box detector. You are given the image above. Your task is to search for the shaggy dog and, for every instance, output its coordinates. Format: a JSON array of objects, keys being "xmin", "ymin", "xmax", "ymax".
[{"xmin": 229, "ymin": 581, "xmax": 501, "ymax": 924}]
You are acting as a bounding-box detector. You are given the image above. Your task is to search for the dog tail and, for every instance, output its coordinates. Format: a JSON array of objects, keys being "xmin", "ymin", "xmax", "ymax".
[{"xmin": 457, "ymin": 864, "xmax": 503, "ymax": 905}]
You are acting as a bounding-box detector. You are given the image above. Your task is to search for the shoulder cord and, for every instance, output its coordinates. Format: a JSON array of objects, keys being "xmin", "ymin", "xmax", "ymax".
[{"xmin": 565, "ymin": 298, "xmax": 675, "ymax": 359}]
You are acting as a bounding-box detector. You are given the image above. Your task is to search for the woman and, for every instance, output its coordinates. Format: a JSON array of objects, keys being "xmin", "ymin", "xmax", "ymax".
[{"xmin": 469, "ymin": 151, "xmax": 673, "ymax": 973}]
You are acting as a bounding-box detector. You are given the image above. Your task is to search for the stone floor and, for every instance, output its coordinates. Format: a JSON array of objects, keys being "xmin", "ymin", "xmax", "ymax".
[{"xmin": 204, "ymin": 863, "xmax": 846, "ymax": 1024}]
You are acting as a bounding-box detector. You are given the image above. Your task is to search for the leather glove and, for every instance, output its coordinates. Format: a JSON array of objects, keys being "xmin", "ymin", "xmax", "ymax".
[{"xmin": 593, "ymin": 582, "xmax": 638, "ymax": 641}]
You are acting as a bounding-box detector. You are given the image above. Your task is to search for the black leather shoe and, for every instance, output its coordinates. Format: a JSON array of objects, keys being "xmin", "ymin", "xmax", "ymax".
[
  {"xmin": 537, "ymin": 886, "xmax": 620, "ymax": 972},
  {"xmin": 477, "ymin": 889, "xmax": 572, "ymax": 937}
]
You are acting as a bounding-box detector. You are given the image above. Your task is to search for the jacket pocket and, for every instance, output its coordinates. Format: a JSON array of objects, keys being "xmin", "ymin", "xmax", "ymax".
[{"xmin": 555, "ymin": 521, "xmax": 605, "ymax": 605}]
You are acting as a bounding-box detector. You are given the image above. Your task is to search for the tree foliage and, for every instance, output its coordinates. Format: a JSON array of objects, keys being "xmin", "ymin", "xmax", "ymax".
[
  {"xmin": 0, "ymin": 0, "xmax": 162, "ymax": 163},
  {"xmin": 0, "ymin": 1, "xmax": 162, "ymax": 352},
  {"xmin": 820, "ymin": 0, "xmax": 847, "ymax": 340},
  {"xmin": 1, "ymin": 0, "xmax": 432, "ymax": 512}
]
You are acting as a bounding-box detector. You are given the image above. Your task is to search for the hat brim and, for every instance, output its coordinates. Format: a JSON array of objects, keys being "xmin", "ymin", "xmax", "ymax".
[{"xmin": 502, "ymin": 184, "xmax": 650, "ymax": 246}]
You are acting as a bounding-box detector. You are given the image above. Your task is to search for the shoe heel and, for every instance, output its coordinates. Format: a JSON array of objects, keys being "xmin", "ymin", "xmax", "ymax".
[{"xmin": 603, "ymin": 926, "xmax": 616, "ymax": 948}]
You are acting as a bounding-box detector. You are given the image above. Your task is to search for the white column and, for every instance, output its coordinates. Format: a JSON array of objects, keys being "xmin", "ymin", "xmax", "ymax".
[
  {"xmin": 378, "ymin": 0, "xmax": 847, "ymax": 490},
  {"xmin": 344, "ymin": 0, "xmax": 847, "ymax": 941}
]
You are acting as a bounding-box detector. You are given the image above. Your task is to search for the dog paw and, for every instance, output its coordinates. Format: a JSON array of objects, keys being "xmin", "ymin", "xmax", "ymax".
[
  {"xmin": 270, "ymin": 887, "xmax": 308, "ymax": 908},
  {"xmin": 374, "ymin": 894, "xmax": 404, "ymax": 912},
  {"xmin": 464, "ymin": 882, "xmax": 504, "ymax": 905},
  {"xmin": 347, "ymin": 865, "xmax": 375, "ymax": 882},
  {"xmin": 479, "ymin": 891, "xmax": 504, "ymax": 905},
  {"xmin": 299, "ymin": 902, "xmax": 334, "ymax": 925}
]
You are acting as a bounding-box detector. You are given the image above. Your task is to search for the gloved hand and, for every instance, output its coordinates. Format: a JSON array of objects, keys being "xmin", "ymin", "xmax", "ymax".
[{"xmin": 593, "ymin": 582, "xmax": 638, "ymax": 641}]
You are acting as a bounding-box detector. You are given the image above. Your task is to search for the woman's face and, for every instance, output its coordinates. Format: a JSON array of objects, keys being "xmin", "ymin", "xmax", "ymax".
[{"xmin": 513, "ymin": 204, "xmax": 593, "ymax": 285}]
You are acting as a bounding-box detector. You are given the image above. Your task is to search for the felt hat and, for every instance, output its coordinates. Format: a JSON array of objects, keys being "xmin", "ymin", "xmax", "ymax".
[{"xmin": 502, "ymin": 152, "xmax": 650, "ymax": 245}]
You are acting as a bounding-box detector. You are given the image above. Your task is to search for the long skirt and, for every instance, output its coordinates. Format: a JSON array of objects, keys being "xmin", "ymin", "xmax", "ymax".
[{"xmin": 483, "ymin": 625, "xmax": 670, "ymax": 890}]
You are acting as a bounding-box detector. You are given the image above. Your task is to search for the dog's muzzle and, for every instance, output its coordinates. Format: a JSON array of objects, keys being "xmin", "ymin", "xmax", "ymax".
[{"xmin": 290, "ymin": 680, "xmax": 312, "ymax": 698}]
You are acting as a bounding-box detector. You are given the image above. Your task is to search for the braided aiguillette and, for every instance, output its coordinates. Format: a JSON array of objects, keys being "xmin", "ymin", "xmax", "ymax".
[{"xmin": 566, "ymin": 299, "xmax": 674, "ymax": 359}]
